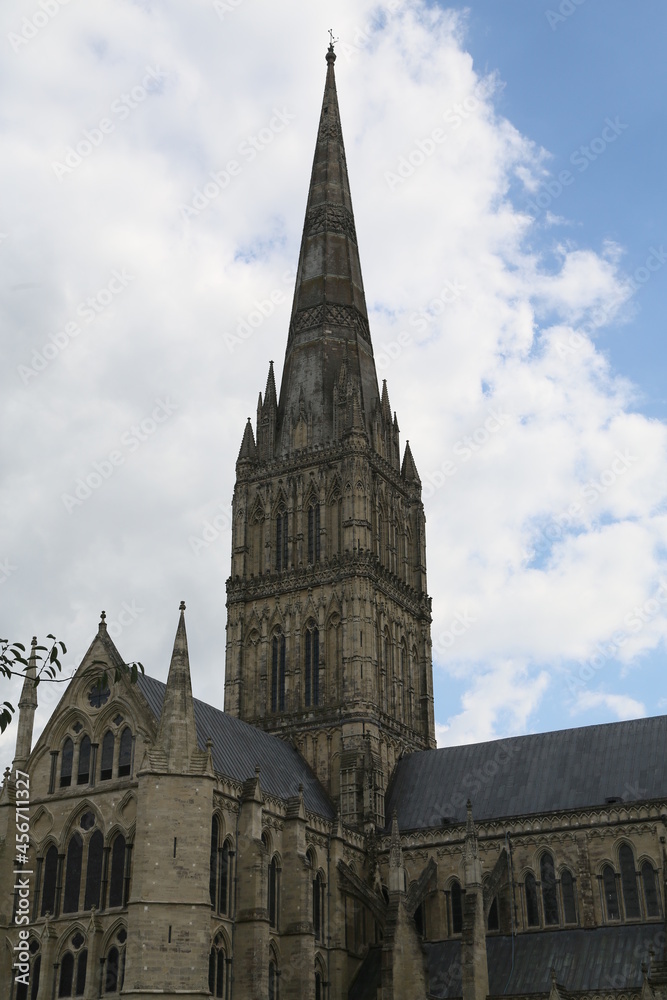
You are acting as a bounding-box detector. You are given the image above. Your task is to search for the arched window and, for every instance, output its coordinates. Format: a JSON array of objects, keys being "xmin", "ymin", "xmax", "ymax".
[
  {"xmin": 329, "ymin": 489, "xmax": 342, "ymax": 558},
  {"xmin": 450, "ymin": 879, "xmax": 463, "ymax": 934},
  {"xmin": 61, "ymin": 737, "xmax": 74, "ymax": 787},
  {"xmin": 619, "ymin": 844, "xmax": 640, "ymax": 919},
  {"xmin": 104, "ymin": 930, "xmax": 126, "ymax": 994},
  {"xmin": 383, "ymin": 629, "xmax": 392, "ymax": 712},
  {"xmin": 525, "ymin": 873, "xmax": 540, "ymax": 927},
  {"xmin": 313, "ymin": 871, "xmax": 324, "ymax": 941},
  {"xmin": 41, "ymin": 845, "xmax": 59, "ymax": 916},
  {"xmin": 307, "ymin": 501, "xmax": 321, "ymax": 564},
  {"xmin": 268, "ymin": 856, "xmax": 279, "ymax": 928},
  {"xmin": 118, "ymin": 728, "xmax": 132, "ymax": 777},
  {"xmin": 561, "ymin": 868, "xmax": 577, "ymax": 924},
  {"xmin": 208, "ymin": 933, "xmax": 227, "ymax": 999},
  {"xmin": 220, "ymin": 840, "xmax": 231, "ymax": 915},
  {"xmin": 271, "ymin": 632, "xmax": 286, "ymax": 712},
  {"xmin": 58, "ymin": 949, "xmax": 87, "ymax": 997},
  {"xmin": 63, "ymin": 834, "xmax": 83, "ymax": 913},
  {"xmin": 305, "ymin": 624, "xmax": 319, "ymax": 707},
  {"xmin": 209, "ymin": 817, "xmax": 219, "ymax": 908},
  {"xmin": 400, "ymin": 642, "xmax": 408, "ymax": 721},
  {"xmin": 602, "ymin": 864, "xmax": 620, "ymax": 920},
  {"xmin": 275, "ymin": 507, "xmax": 288, "ymax": 571},
  {"xmin": 251, "ymin": 505, "xmax": 265, "ymax": 576},
  {"xmin": 77, "ymin": 736, "xmax": 91, "ymax": 785},
  {"xmin": 315, "ymin": 970, "xmax": 323, "ymax": 1000},
  {"xmin": 540, "ymin": 852, "xmax": 559, "ymax": 925},
  {"xmin": 84, "ymin": 830, "xmax": 104, "ymax": 911},
  {"xmin": 100, "ymin": 731, "xmax": 114, "ymax": 781},
  {"xmin": 105, "ymin": 947, "xmax": 119, "ymax": 993},
  {"xmin": 109, "ymin": 835, "xmax": 126, "ymax": 908},
  {"xmin": 642, "ymin": 861, "xmax": 661, "ymax": 918},
  {"xmin": 269, "ymin": 960, "xmax": 278, "ymax": 1000}
]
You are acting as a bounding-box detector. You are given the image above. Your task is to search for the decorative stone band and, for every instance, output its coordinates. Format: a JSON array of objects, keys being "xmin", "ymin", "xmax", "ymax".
[
  {"xmin": 317, "ymin": 112, "xmax": 344, "ymax": 144},
  {"xmin": 289, "ymin": 303, "xmax": 371, "ymax": 342},
  {"xmin": 305, "ymin": 203, "xmax": 358, "ymax": 244}
]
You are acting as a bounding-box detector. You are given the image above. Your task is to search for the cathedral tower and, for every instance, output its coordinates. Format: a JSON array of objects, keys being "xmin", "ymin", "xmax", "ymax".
[{"xmin": 224, "ymin": 44, "xmax": 436, "ymax": 829}]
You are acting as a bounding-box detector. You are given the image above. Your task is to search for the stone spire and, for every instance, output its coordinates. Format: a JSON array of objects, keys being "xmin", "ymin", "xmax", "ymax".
[
  {"xmin": 13, "ymin": 637, "xmax": 39, "ymax": 767},
  {"xmin": 153, "ymin": 602, "xmax": 201, "ymax": 772},
  {"xmin": 388, "ymin": 810, "xmax": 405, "ymax": 893},
  {"xmin": 401, "ymin": 440, "xmax": 421, "ymax": 484},
  {"xmin": 276, "ymin": 42, "xmax": 381, "ymax": 451}
]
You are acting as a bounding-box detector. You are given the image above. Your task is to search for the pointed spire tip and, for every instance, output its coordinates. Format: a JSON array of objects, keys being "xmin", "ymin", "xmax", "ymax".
[{"xmin": 179, "ymin": 600, "xmax": 186, "ymax": 612}]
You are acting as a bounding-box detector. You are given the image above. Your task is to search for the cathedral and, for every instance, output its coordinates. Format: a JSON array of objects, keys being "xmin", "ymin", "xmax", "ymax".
[{"xmin": 2, "ymin": 43, "xmax": 667, "ymax": 1000}]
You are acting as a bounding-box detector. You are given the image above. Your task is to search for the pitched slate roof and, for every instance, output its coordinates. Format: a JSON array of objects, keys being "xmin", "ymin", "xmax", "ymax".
[
  {"xmin": 424, "ymin": 924, "xmax": 662, "ymax": 997},
  {"xmin": 136, "ymin": 673, "xmax": 334, "ymax": 819},
  {"xmin": 386, "ymin": 715, "xmax": 667, "ymax": 830}
]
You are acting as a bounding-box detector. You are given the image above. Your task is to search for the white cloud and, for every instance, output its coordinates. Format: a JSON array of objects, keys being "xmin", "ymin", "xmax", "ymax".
[{"xmin": 571, "ymin": 691, "xmax": 646, "ymax": 720}]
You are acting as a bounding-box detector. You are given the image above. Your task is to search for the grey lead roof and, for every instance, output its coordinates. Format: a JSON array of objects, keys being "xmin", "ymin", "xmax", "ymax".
[
  {"xmin": 424, "ymin": 924, "xmax": 663, "ymax": 996},
  {"xmin": 386, "ymin": 714, "xmax": 667, "ymax": 830},
  {"xmin": 136, "ymin": 673, "xmax": 334, "ymax": 819}
]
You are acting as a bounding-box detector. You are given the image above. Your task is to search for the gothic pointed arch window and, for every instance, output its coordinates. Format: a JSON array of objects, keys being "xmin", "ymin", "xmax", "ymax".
[
  {"xmin": 209, "ymin": 816, "xmax": 220, "ymax": 909},
  {"xmin": 41, "ymin": 844, "xmax": 59, "ymax": 916},
  {"xmin": 100, "ymin": 730, "xmax": 114, "ymax": 781},
  {"xmin": 58, "ymin": 944, "xmax": 87, "ymax": 998},
  {"xmin": 84, "ymin": 830, "xmax": 104, "ymax": 911},
  {"xmin": 219, "ymin": 838, "xmax": 232, "ymax": 915},
  {"xmin": 208, "ymin": 932, "xmax": 227, "ymax": 999},
  {"xmin": 109, "ymin": 834, "xmax": 127, "ymax": 908},
  {"xmin": 60, "ymin": 737, "xmax": 74, "ymax": 787},
  {"xmin": 602, "ymin": 863, "xmax": 620, "ymax": 921},
  {"xmin": 450, "ymin": 878, "xmax": 463, "ymax": 934},
  {"xmin": 642, "ymin": 861, "xmax": 661, "ymax": 918},
  {"xmin": 400, "ymin": 640, "xmax": 409, "ymax": 722},
  {"xmin": 63, "ymin": 833, "xmax": 83, "ymax": 913},
  {"xmin": 275, "ymin": 504, "xmax": 288, "ymax": 572},
  {"xmin": 561, "ymin": 868, "xmax": 577, "ymax": 924},
  {"xmin": 305, "ymin": 621, "xmax": 320, "ymax": 707},
  {"xmin": 307, "ymin": 497, "xmax": 321, "ymax": 564},
  {"xmin": 269, "ymin": 957, "xmax": 279, "ymax": 1000},
  {"xmin": 619, "ymin": 843, "xmax": 640, "ymax": 919},
  {"xmin": 104, "ymin": 929, "xmax": 126, "ymax": 994},
  {"xmin": 268, "ymin": 854, "xmax": 280, "ymax": 929},
  {"xmin": 315, "ymin": 969, "xmax": 323, "ymax": 1000},
  {"xmin": 329, "ymin": 485, "xmax": 342, "ymax": 558},
  {"xmin": 383, "ymin": 628, "xmax": 392, "ymax": 713},
  {"xmin": 525, "ymin": 872, "xmax": 540, "ymax": 927},
  {"xmin": 77, "ymin": 736, "xmax": 91, "ymax": 785},
  {"xmin": 313, "ymin": 870, "xmax": 325, "ymax": 941},
  {"xmin": 540, "ymin": 851, "xmax": 559, "ymax": 925},
  {"xmin": 17, "ymin": 939, "xmax": 41, "ymax": 1000},
  {"xmin": 271, "ymin": 630, "xmax": 286, "ymax": 713},
  {"xmin": 118, "ymin": 727, "xmax": 132, "ymax": 777},
  {"xmin": 251, "ymin": 502, "xmax": 265, "ymax": 576}
]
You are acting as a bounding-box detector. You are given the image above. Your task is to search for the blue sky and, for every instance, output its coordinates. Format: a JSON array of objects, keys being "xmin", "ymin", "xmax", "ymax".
[{"xmin": 1, "ymin": 0, "xmax": 666, "ymax": 765}]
